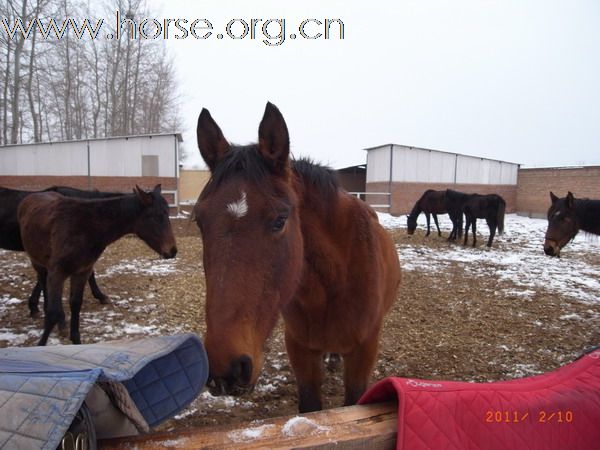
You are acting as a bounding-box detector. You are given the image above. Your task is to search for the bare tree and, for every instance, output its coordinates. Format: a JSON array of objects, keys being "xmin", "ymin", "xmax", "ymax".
[{"xmin": 0, "ymin": 0, "xmax": 182, "ymax": 145}]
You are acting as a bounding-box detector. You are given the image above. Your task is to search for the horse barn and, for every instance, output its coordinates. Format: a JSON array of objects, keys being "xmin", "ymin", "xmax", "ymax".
[
  {"xmin": 362, "ymin": 144, "xmax": 520, "ymax": 215},
  {"xmin": 0, "ymin": 133, "xmax": 182, "ymax": 210}
]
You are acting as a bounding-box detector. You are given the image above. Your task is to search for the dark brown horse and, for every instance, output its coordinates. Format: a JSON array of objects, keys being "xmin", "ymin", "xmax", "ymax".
[
  {"xmin": 444, "ymin": 189, "xmax": 468, "ymax": 241},
  {"xmin": 407, "ymin": 189, "xmax": 447, "ymax": 236},
  {"xmin": 462, "ymin": 193, "xmax": 506, "ymax": 247},
  {"xmin": 0, "ymin": 186, "xmax": 123, "ymax": 317},
  {"xmin": 544, "ymin": 191, "xmax": 600, "ymax": 257},
  {"xmin": 18, "ymin": 185, "xmax": 177, "ymax": 345},
  {"xmin": 194, "ymin": 103, "xmax": 401, "ymax": 413}
]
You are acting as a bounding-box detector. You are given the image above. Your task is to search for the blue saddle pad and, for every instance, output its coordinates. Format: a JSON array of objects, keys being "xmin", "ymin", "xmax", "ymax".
[{"xmin": 0, "ymin": 333, "xmax": 208, "ymax": 450}]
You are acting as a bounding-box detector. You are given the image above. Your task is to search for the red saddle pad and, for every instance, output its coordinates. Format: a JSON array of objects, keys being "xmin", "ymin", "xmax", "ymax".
[{"xmin": 359, "ymin": 349, "xmax": 600, "ymax": 450}]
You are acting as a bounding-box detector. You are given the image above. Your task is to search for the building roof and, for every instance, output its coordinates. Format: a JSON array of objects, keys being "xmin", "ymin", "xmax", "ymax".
[
  {"xmin": 363, "ymin": 143, "xmax": 519, "ymax": 166},
  {"xmin": 0, "ymin": 133, "xmax": 183, "ymax": 150}
]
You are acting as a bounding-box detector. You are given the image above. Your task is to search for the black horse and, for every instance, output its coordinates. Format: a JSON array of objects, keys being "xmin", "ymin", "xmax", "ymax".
[
  {"xmin": 444, "ymin": 189, "xmax": 468, "ymax": 241},
  {"xmin": 444, "ymin": 189, "xmax": 505, "ymax": 247},
  {"xmin": 407, "ymin": 190, "xmax": 447, "ymax": 236},
  {"xmin": 0, "ymin": 186, "xmax": 124, "ymax": 317},
  {"xmin": 544, "ymin": 191, "xmax": 600, "ymax": 257},
  {"xmin": 462, "ymin": 194, "xmax": 506, "ymax": 247}
]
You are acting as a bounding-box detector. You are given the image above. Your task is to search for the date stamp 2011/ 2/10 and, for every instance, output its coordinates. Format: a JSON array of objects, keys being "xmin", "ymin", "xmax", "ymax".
[{"xmin": 485, "ymin": 410, "xmax": 574, "ymax": 424}]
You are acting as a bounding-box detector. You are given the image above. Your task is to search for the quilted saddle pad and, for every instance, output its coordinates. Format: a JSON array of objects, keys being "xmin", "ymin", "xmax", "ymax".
[
  {"xmin": 0, "ymin": 333, "xmax": 208, "ymax": 450},
  {"xmin": 359, "ymin": 348, "xmax": 600, "ymax": 450}
]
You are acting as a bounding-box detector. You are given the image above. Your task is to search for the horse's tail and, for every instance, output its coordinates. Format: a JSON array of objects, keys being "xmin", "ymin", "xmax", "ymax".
[{"xmin": 497, "ymin": 197, "xmax": 506, "ymax": 235}]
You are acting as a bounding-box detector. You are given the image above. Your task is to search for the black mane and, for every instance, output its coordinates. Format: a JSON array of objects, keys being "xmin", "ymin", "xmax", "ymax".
[
  {"xmin": 200, "ymin": 145, "xmax": 270, "ymax": 200},
  {"xmin": 200, "ymin": 146, "xmax": 339, "ymax": 200},
  {"xmin": 292, "ymin": 158, "xmax": 339, "ymax": 196},
  {"xmin": 575, "ymin": 198, "xmax": 600, "ymax": 234}
]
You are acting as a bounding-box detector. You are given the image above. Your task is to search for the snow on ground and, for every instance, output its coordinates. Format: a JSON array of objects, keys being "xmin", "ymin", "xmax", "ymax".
[
  {"xmin": 98, "ymin": 258, "xmax": 179, "ymax": 277},
  {"xmin": 378, "ymin": 212, "xmax": 600, "ymax": 305}
]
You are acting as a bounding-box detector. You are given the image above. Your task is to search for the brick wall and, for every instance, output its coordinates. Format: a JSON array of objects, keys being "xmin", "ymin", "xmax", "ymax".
[
  {"xmin": 367, "ymin": 182, "xmax": 517, "ymax": 216},
  {"xmin": 516, "ymin": 166, "xmax": 600, "ymax": 217}
]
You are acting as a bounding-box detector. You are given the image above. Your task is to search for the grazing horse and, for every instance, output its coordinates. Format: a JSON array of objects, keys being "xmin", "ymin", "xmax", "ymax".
[
  {"xmin": 194, "ymin": 103, "xmax": 401, "ymax": 413},
  {"xmin": 17, "ymin": 185, "xmax": 177, "ymax": 345},
  {"xmin": 0, "ymin": 186, "xmax": 123, "ymax": 317},
  {"xmin": 444, "ymin": 189, "xmax": 468, "ymax": 241},
  {"xmin": 544, "ymin": 191, "xmax": 600, "ymax": 257},
  {"xmin": 406, "ymin": 190, "xmax": 448, "ymax": 236},
  {"xmin": 462, "ymin": 193, "xmax": 506, "ymax": 247}
]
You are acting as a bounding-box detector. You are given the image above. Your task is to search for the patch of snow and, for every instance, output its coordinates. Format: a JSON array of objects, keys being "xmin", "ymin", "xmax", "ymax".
[
  {"xmin": 560, "ymin": 313, "xmax": 582, "ymax": 321},
  {"xmin": 227, "ymin": 424, "xmax": 275, "ymax": 442},
  {"xmin": 173, "ymin": 408, "xmax": 197, "ymax": 420},
  {"xmin": 0, "ymin": 330, "xmax": 28, "ymax": 345},
  {"xmin": 396, "ymin": 214, "xmax": 600, "ymax": 304},
  {"xmin": 505, "ymin": 363, "xmax": 540, "ymax": 378},
  {"xmin": 159, "ymin": 438, "xmax": 190, "ymax": 447},
  {"xmin": 100, "ymin": 259, "xmax": 178, "ymax": 277},
  {"xmin": 281, "ymin": 416, "xmax": 331, "ymax": 437},
  {"xmin": 122, "ymin": 323, "xmax": 158, "ymax": 334}
]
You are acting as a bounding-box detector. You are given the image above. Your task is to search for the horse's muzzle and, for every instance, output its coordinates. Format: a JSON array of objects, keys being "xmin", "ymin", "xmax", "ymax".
[
  {"xmin": 206, "ymin": 355, "xmax": 255, "ymax": 396},
  {"xmin": 543, "ymin": 240, "xmax": 560, "ymax": 257},
  {"xmin": 162, "ymin": 246, "xmax": 178, "ymax": 259}
]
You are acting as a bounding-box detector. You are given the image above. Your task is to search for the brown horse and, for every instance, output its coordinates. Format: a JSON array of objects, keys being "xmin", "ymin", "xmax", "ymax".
[
  {"xmin": 406, "ymin": 189, "xmax": 447, "ymax": 236},
  {"xmin": 0, "ymin": 185, "xmax": 124, "ymax": 316},
  {"xmin": 544, "ymin": 191, "xmax": 600, "ymax": 257},
  {"xmin": 194, "ymin": 103, "xmax": 401, "ymax": 413},
  {"xmin": 18, "ymin": 185, "xmax": 177, "ymax": 345},
  {"xmin": 462, "ymin": 193, "xmax": 506, "ymax": 247}
]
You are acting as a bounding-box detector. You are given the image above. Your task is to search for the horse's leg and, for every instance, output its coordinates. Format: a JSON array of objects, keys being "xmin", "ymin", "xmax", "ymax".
[
  {"xmin": 285, "ymin": 331, "xmax": 324, "ymax": 413},
  {"xmin": 471, "ymin": 219, "xmax": 477, "ymax": 247},
  {"xmin": 458, "ymin": 214, "xmax": 464, "ymax": 238},
  {"xmin": 463, "ymin": 215, "xmax": 470, "ymax": 245},
  {"xmin": 448, "ymin": 214, "xmax": 456, "ymax": 241},
  {"xmin": 486, "ymin": 217, "xmax": 496, "ymax": 247},
  {"xmin": 69, "ymin": 272, "xmax": 89, "ymax": 345},
  {"xmin": 38, "ymin": 268, "xmax": 66, "ymax": 346},
  {"xmin": 342, "ymin": 331, "xmax": 380, "ymax": 406},
  {"xmin": 425, "ymin": 213, "xmax": 431, "ymax": 236},
  {"xmin": 88, "ymin": 271, "xmax": 110, "ymax": 304},
  {"xmin": 433, "ymin": 214, "xmax": 441, "ymax": 236},
  {"xmin": 28, "ymin": 266, "xmax": 46, "ymax": 318}
]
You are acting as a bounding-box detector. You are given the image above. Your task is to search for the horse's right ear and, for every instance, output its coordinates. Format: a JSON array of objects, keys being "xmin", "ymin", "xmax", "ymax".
[
  {"xmin": 197, "ymin": 108, "xmax": 229, "ymax": 171},
  {"xmin": 550, "ymin": 192, "xmax": 559, "ymax": 204}
]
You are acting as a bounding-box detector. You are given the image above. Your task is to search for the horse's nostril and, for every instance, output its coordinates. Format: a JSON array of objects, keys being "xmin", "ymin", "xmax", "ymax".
[{"xmin": 232, "ymin": 355, "xmax": 253, "ymax": 385}]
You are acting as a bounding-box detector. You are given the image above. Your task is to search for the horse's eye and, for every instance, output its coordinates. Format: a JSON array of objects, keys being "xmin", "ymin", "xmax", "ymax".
[{"xmin": 272, "ymin": 215, "xmax": 287, "ymax": 232}]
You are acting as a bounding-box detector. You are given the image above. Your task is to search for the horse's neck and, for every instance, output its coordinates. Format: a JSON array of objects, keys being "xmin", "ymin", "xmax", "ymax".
[
  {"xmin": 575, "ymin": 200, "xmax": 600, "ymax": 234},
  {"xmin": 408, "ymin": 202, "xmax": 422, "ymax": 219},
  {"xmin": 90, "ymin": 195, "xmax": 140, "ymax": 246}
]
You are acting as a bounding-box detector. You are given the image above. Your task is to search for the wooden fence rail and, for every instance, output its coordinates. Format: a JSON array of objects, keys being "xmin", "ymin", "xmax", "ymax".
[{"xmin": 99, "ymin": 402, "xmax": 398, "ymax": 449}]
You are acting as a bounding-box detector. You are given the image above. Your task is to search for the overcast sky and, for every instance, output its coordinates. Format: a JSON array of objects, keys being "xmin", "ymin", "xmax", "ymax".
[{"xmin": 149, "ymin": 0, "xmax": 599, "ymax": 170}]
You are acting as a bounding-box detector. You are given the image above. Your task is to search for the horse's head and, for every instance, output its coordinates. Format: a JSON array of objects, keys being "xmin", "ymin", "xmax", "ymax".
[
  {"xmin": 406, "ymin": 215, "xmax": 417, "ymax": 235},
  {"xmin": 133, "ymin": 185, "xmax": 178, "ymax": 259},
  {"xmin": 544, "ymin": 191, "xmax": 578, "ymax": 257},
  {"xmin": 194, "ymin": 103, "xmax": 304, "ymax": 395}
]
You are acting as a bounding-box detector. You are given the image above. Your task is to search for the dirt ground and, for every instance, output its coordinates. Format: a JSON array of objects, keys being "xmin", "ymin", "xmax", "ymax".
[{"xmin": 1, "ymin": 215, "xmax": 598, "ymax": 433}]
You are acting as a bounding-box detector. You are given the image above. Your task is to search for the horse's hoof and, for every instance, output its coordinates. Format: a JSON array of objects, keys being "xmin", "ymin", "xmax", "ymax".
[
  {"xmin": 30, "ymin": 310, "xmax": 40, "ymax": 319},
  {"xmin": 98, "ymin": 296, "xmax": 111, "ymax": 305}
]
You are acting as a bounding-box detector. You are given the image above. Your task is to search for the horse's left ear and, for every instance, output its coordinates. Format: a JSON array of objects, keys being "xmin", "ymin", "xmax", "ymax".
[
  {"xmin": 153, "ymin": 184, "xmax": 162, "ymax": 195},
  {"xmin": 258, "ymin": 102, "xmax": 290, "ymax": 175},
  {"xmin": 134, "ymin": 185, "xmax": 153, "ymax": 206},
  {"xmin": 566, "ymin": 191, "xmax": 575, "ymax": 208}
]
